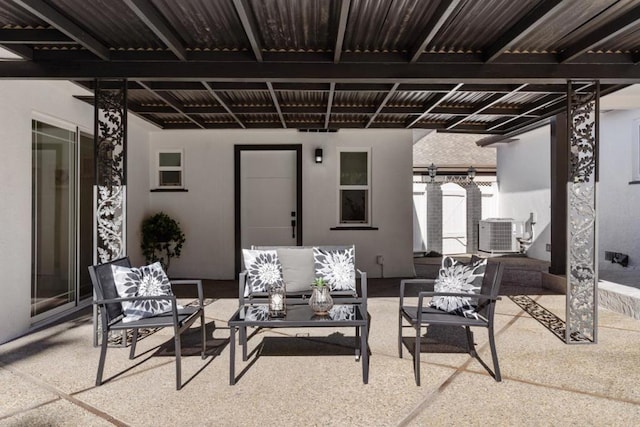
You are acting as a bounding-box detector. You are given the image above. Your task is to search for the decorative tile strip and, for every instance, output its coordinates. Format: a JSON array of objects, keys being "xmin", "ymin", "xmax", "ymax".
[{"xmin": 509, "ymin": 295, "xmax": 589, "ymax": 343}]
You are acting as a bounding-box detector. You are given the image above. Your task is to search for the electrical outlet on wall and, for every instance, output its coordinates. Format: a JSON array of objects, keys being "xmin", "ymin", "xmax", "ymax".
[
  {"xmin": 376, "ymin": 255, "xmax": 384, "ymax": 264},
  {"xmin": 546, "ymin": 243, "xmax": 551, "ymax": 252}
]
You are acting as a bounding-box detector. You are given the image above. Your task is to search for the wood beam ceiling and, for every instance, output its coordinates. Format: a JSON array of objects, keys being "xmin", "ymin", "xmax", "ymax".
[
  {"xmin": 123, "ymin": 0, "xmax": 187, "ymax": 61},
  {"xmin": 13, "ymin": 0, "xmax": 110, "ymax": 60},
  {"xmin": 409, "ymin": 0, "xmax": 462, "ymax": 63},
  {"xmin": 559, "ymin": 4, "xmax": 640, "ymax": 63},
  {"xmin": 333, "ymin": 0, "xmax": 351, "ymax": 64},
  {"xmin": 232, "ymin": 0, "xmax": 263, "ymax": 62},
  {"xmin": 483, "ymin": 0, "xmax": 564, "ymax": 62}
]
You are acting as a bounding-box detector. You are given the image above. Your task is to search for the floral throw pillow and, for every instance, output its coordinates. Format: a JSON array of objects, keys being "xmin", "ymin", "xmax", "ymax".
[
  {"xmin": 111, "ymin": 262, "xmax": 174, "ymax": 323},
  {"xmin": 242, "ymin": 249, "xmax": 284, "ymax": 294},
  {"xmin": 430, "ymin": 256, "xmax": 487, "ymax": 319},
  {"xmin": 313, "ymin": 246, "xmax": 356, "ymax": 291}
]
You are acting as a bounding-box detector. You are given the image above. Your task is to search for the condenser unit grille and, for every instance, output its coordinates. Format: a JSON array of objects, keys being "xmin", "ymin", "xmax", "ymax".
[{"xmin": 479, "ymin": 219, "xmax": 520, "ymax": 253}]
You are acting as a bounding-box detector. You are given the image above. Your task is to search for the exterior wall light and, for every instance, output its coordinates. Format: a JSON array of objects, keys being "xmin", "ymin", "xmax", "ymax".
[
  {"xmin": 315, "ymin": 148, "xmax": 323, "ymax": 163},
  {"xmin": 467, "ymin": 166, "xmax": 476, "ymax": 181},
  {"xmin": 428, "ymin": 163, "xmax": 437, "ymax": 182}
]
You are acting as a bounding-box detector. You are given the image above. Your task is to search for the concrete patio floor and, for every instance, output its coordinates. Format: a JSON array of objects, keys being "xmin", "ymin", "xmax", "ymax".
[{"xmin": 2, "ymin": 278, "xmax": 640, "ymax": 427}]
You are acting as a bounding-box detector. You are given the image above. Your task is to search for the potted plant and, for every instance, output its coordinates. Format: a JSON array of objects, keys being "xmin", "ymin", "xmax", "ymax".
[
  {"xmin": 309, "ymin": 277, "xmax": 333, "ymax": 314},
  {"xmin": 140, "ymin": 212, "xmax": 186, "ymax": 273}
]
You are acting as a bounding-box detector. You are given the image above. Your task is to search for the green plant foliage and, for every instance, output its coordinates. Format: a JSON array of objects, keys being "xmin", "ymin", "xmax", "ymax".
[
  {"xmin": 312, "ymin": 277, "xmax": 327, "ymax": 287},
  {"xmin": 141, "ymin": 212, "xmax": 185, "ymax": 272}
]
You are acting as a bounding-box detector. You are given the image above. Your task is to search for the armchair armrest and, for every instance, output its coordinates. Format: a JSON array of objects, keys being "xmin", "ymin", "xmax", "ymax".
[
  {"xmin": 170, "ymin": 279, "xmax": 204, "ymax": 307},
  {"xmin": 239, "ymin": 271, "xmax": 248, "ymax": 306},
  {"xmin": 357, "ymin": 269, "xmax": 367, "ymax": 314},
  {"xmin": 399, "ymin": 278, "xmax": 436, "ymax": 307}
]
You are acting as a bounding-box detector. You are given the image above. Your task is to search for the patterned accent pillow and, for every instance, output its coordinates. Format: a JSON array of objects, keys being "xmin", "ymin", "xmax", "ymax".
[
  {"xmin": 313, "ymin": 245, "xmax": 356, "ymax": 291},
  {"xmin": 111, "ymin": 262, "xmax": 174, "ymax": 323},
  {"xmin": 430, "ymin": 256, "xmax": 487, "ymax": 319},
  {"xmin": 242, "ymin": 249, "xmax": 284, "ymax": 294}
]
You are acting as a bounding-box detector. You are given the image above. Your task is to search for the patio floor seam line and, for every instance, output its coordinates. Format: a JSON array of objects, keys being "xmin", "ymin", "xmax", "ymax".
[
  {"xmin": 397, "ymin": 303, "xmax": 525, "ymax": 425},
  {"xmin": 0, "ymin": 362, "xmax": 130, "ymax": 426},
  {"xmin": 0, "ymin": 393, "xmax": 60, "ymax": 422}
]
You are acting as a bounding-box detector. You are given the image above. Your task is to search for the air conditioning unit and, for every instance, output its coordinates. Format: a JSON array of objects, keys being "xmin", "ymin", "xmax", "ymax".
[{"xmin": 479, "ymin": 218, "xmax": 523, "ymax": 253}]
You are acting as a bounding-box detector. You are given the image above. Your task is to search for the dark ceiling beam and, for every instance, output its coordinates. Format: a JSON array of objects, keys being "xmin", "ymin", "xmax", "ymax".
[
  {"xmin": 486, "ymin": 93, "xmax": 562, "ymax": 131},
  {"xmin": 483, "ymin": 0, "xmax": 564, "ymax": 62},
  {"xmin": 13, "ymin": 0, "xmax": 110, "ymax": 60},
  {"xmin": 6, "ymin": 61, "xmax": 640, "ymax": 83},
  {"xmin": 409, "ymin": 0, "xmax": 462, "ymax": 63},
  {"xmin": 0, "ymin": 29, "xmax": 74, "ymax": 44},
  {"xmin": 334, "ymin": 0, "xmax": 351, "ymax": 63},
  {"xmin": 366, "ymin": 83, "xmax": 399, "ymax": 128},
  {"xmin": 137, "ymin": 81, "xmax": 206, "ymax": 129},
  {"xmin": 559, "ymin": 5, "xmax": 640, "ymax": 63},
  {"xmin": 232, "ymin": 0, "xmax": 263, "ymax": 62},
  {"xmin": 0, "ymin": 44, "xmax": 32, "ymax": 60},
  {"xmin": 123, "ymin": 0, "xmax": 187, "ymax": 61},
  {"xmin": 266, "ymin": 82, "xmax": 286, "ymax": 128},
  {"xmin": 407, "ymin": 83, "xmax": 464, "ymax": 128},
  {"xmin": 325, "ymin": 82, "xmax": 335, "ymax": 128},
  {"xmin": 202, "ymin": 81, "xmax": 246, "ymax": 128},
  {"xmin": 446, "ymin": 83, "xmax": 527, "ymax": 129}
]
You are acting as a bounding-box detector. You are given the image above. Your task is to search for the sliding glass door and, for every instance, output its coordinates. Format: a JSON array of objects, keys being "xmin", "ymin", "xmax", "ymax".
[{"xmin": 31, "ymin": 119, "xmax": 94, "ymax": 321}]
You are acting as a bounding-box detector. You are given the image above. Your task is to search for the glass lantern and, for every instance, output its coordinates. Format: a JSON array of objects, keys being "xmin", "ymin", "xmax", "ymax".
[{"xmin": 268, "ymin": 282, "xmax": 286, "ymax": 318}]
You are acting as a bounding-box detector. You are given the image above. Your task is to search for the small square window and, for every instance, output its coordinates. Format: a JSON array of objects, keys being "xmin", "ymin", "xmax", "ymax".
[{"xmin": 156, "ymin": 150, "xmax": 184, "ymax": 188}]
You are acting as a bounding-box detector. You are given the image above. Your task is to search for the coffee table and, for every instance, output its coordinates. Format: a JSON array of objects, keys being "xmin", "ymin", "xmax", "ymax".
[{"xmin": 228, "ymin": 304, "xmax": 369, "ymax": 384}]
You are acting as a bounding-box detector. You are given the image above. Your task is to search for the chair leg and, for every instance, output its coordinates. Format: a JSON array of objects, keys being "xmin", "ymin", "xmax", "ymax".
[
  {"xmin": 355, "ymin": 326, "xmax": 361, "ymax": 361},
  {"xmin": 201, "ymin": 312, "xmax": 207, "ymax": 359},
  {"xmin": 129, "ymin": 328, "xmax": 139, "ymax": 359},
  {"xmin": 398, "ymin": 311, "xmax": 403, "ymax": 358},
  {"xmin": 175, "ymin": 331, "xmax": 182, "ymax": 390},
  {"xmin": 96, "ymin": 328, "xmax": 109, "ymax": 386},
  {"xmin": 414, "ymin": 324, "xmax": 421, "ymax": 386},
  {"xmin": 488, "ymin": 325, "xmax": 501, "ymax": 382},
  {"xmin": 465, "ymin": 326, "xmax": 477, "ymax": 357}
]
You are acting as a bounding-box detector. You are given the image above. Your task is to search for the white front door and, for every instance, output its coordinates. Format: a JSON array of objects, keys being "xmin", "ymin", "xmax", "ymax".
[{"xmin": 240, "ymin": 150, "xmax": 298, "ymax": 249}]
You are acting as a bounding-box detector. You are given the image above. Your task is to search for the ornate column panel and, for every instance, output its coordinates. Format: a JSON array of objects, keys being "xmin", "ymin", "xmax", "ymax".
[
  {"xmin": 93, "ymin": 79, "xmax": 128, "ymax": 347},
  {"xmin": 426, "ymin": 182, "xmax": 443, "ymax": 254},
  {"xmin": 465, "ymin": 182, "xmax": 481, "ymax": 254},
  {"xmin": 94, "ymin": 79, "xmax": 127, "ymax": 264},
  {"xmin": 566, "ymin": 80, "xmax": 598, "ymax": 344}
]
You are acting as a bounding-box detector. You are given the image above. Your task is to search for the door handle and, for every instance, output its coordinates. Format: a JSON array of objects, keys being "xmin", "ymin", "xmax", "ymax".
[{"xmin": 291, "ymin": 219, "xmax": 296, "ymax": 238}]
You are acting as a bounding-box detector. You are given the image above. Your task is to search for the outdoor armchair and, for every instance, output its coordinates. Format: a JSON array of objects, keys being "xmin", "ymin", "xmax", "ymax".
[
  {"xmin": 88, "ymin": 257, "xmax": 207, "ymax": 390},
  {"xmin": 398, "ymin": 261, "xmax": 505, "ymax": 385}
]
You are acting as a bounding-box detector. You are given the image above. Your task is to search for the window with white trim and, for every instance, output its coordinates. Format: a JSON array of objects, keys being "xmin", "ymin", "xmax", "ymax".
[
  {"xmin": 156, "ymin": 149, "xmax": 184, "ymax": 188},
  {"xmin": 338, "ymin": 148, "xmax": 371, "ymax": 225}
]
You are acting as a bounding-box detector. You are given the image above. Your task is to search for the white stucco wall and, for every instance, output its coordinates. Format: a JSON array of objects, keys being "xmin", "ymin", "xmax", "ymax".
[
  {"xmin": 0, "ymin": 81, "xmax": 152, "ymax": 344},
  {"xmin": 599, "ymin": 108, "xmax": 640, "ymax": 273},
  {"xmin": 497, "ymin": 125, "xmax": 551, "ymax": 261},
  {"xmin": 140, "ymin": 129, "xmax": 415, "ymax": 279}
]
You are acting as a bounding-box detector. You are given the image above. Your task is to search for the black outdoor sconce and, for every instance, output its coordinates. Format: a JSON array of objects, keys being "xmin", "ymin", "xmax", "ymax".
[{"xmin": 315, "ymin": 148, "xmax": 323, "ymax": 163}]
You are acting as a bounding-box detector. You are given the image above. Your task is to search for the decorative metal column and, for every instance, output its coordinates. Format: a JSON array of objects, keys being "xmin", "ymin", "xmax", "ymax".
[
  {"xmin": 426, "ymin": 182, "xmax": 443, "ymax": 254},
  {"xmin": 465, "ymin": 182, "xmax": 481, "ymax": 254},
  {"xmin": 93, "ymin": 79, "xmax": 127, "ymax": 346},
  {"xmin": 566, "ymin": 80, "xmax": 598, "ymax": 344},
  {"xmin": 94, "ymin": 79, "xmax": 127, "ymax": 263}
]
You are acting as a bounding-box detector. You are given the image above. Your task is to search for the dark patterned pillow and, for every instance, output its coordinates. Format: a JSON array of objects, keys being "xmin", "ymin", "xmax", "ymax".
[
  {"xmin": 313, "ymin": 245, "xmax": 356, "ymax": 291},
  {"xmin": 430, "ymin": 256, "xmax": 487, "ymax": 319},
  {"xmin": 111, "ymin": 262, "xmax": 174, "ymax": 323},
  {"xmin": 242, "ymin": 249, "xmax": 284, "ymax": 294}
]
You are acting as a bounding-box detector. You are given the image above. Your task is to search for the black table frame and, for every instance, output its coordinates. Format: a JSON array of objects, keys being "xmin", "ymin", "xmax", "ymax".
[{"xmin": 228, "ymin": 304, "xmax": 369, "ymax": 384}]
